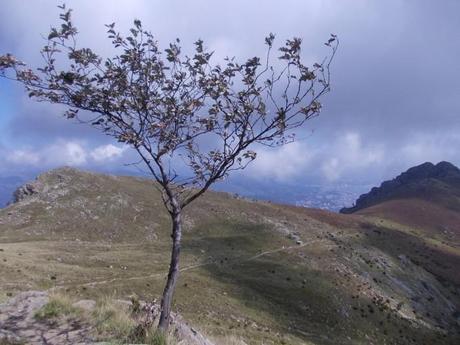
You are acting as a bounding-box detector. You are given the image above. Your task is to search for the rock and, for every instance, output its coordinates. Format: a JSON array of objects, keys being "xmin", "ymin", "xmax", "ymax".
[
  {"xmin": 171, "ymin": 313, "xmax": 216, "ymax": 345},
  {"xmin": 13, "ymin": 182, "xmax": 40, "ymax": 203}
]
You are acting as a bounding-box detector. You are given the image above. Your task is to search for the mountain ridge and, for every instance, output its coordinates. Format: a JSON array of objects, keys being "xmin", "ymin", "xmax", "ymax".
[{"xmin": 340, "ymin": 161, "xmax": 460, "ymax": 214}]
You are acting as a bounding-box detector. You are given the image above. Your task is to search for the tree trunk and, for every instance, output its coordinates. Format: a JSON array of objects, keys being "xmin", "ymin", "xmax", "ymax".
[{"xmin": 158, "ymin": 207, "xmax": 182, "ymax": 331}]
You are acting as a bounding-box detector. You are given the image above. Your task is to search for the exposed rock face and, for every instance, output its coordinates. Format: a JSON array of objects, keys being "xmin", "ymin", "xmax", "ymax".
[
  {"xmin": 13, "ymin": 182, "xmax": 40, "ymax": 203},
  {"xmin": 340, "ymin": 161, "xmax": 460, "ymax": 214},
  {"xmin": 11, "ymin": 167, "xmax": 81, "ymax": 204}
]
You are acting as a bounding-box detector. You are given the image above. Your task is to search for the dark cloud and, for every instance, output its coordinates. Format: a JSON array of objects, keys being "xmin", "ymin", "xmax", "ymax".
[{"xmin": 0, "ymin": 0, "xmax": 459, "ymax": 186}]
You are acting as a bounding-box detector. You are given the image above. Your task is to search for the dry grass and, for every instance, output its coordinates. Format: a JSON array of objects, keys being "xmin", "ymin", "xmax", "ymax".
[
  {"xmin": 34, "ymin": 293, "xmax": 82, "ymax": 320},
  {"xmin": 146, "ymin": 330, "xmax": 177, "ymax": 345},
  {"xmin": 91, "ymin": 295, "xmax": 138, "ymax": 342},
  {"xmin": 358, "ymin": 198, "xmax": 460, "ymax": 240},
  {"xmin": 0, "ymin": 339, "xmax": 26, "ymax": 345},
  {"xmin": 1, "ymin": 167, "xmax": 459, "ymax": 345},
  {"xmin": 210, "ymin": 334, "xmax": 248, "ymax": 345},
  {"xmin": 29, "ymin": 291, "xmax": 182, "ymax": 344}
]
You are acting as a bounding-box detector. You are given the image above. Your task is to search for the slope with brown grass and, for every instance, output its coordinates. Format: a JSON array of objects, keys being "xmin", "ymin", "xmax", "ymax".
[{"xmin": 0, "ymin": 167, "xmax": 459, "ymax": 345}]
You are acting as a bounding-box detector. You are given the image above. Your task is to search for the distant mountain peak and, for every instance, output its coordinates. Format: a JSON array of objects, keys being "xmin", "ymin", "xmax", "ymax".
[
  {"xmin": 434, "ymin": 161, "xmax": 460, "ymax": 175},
  {"xmin": 340, "ymin": 161, "xmax": 460, "ymax": 214},
  {"xmin": 395, "ymin": 161, "xmax": 460, "ymax": 182}
]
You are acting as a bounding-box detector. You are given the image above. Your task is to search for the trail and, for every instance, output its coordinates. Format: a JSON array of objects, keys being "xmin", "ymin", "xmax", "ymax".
[{"xmin": 53, "ymin": 232, "xmax": 347, "ymax": 290}]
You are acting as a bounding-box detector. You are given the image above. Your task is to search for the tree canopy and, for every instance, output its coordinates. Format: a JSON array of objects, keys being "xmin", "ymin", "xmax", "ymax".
[{"xmin": 0, "ymin": 5, "xmax": 337, "ymax": 212}]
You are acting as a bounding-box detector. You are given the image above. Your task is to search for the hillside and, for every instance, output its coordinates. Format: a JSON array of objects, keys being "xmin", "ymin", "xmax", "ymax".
[{"xmin": 0, "ymin": 167, "xmax": 459, "ymax": 344}]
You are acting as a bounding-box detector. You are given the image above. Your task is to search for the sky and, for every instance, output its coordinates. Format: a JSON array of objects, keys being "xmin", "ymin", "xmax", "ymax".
[{"xmin": 0, "ymin": 0, "xmax": 459, "ymax": 190}]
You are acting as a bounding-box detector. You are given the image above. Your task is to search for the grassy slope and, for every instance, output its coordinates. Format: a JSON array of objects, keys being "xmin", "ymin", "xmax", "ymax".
[
  {"xmin": 0, "ymin": 167, "xmax": 459, "ymax": 345},
  {"xmin": 356, "ymin": 198, "xmax": 460, "ymax": 242}
]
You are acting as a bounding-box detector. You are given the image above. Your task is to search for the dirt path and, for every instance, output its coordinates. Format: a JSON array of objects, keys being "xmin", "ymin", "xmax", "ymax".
[{"xmin": 54, "ymin": 233, "xmax": 345, "ymax": 290}]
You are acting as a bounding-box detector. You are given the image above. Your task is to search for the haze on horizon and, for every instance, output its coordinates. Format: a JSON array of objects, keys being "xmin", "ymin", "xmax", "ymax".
[{"xmin": 0, "ymin": 0, "xmax": 459, "ymax": 192}]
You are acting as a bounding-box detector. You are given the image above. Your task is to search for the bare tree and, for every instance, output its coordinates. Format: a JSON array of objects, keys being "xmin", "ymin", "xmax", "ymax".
[{"xmin": 0, "ymin": 5, "xmax": 337, "ymax": 331}]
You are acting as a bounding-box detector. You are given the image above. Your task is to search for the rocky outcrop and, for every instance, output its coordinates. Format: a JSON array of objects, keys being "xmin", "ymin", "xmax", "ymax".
[
  {"xmin": 13, "ymin": 182, "xmax": 40, "ymax": 203},
  {"xmin": 340, "ymin": 161, "xmax": 460, "ymax": 213},
  {"xmin": 0, "ymin": 291, "xmax": 215, "ymax": 345},
  {"xmin": 10, "ymin": 167, "xmax": 98, "ymax": 206},
  {"xmin": 0, "ymin": 291, "xmax": 89, "ymax": 345}
]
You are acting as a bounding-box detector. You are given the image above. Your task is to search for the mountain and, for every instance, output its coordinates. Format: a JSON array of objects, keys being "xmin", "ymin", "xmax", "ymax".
[
  {"xmin": 0, "ymin": 167, "xmax": 459, "ymax": 344},
  {"xmin": 340, "ymin": 161, "xmax": 460, "ymax": 214},
  {"xmin": 339, "ymin": 161, "xmax": 460, "ymax": 251}
]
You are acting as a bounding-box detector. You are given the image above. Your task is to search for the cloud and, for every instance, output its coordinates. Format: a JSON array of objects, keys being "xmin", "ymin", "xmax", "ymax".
[
  {"xmin": 47, "ymin": 142, "xmax": 88, "ymax": 166},
  {"xmin": 321, "ymin": 158, "xmax": 341, "ymax": 182},
  {"xmin": 246, "ymin": 131, "xmax": 385, "ymax": 183},
  {"xmin": 247, "ymin": 142, "xmax": 316, "ymax": 181},
  {"xmin": 6, "ymin": 141, "xmax": 87, "ymax": 167},
  {"xmin": 400, "ymin": 131, "xmax": 460, "ymax": 167},
  {"xmin": 90, "ymin": 144, "xmax": 127, "ymax": 162},
  {"xmin": 1, "ymin": 0, "xmax": 460, "ymax": 187},
  {"xmin": 6, "ymin": 150, "xmax": 40, "ymax": 166},
  {"xmin": 321, "ymin": 132, "xmax": 385, "ymax": 182},
  {"xmin": 4, "ymin": 140, "xmax": 128, "ymax": 169}
]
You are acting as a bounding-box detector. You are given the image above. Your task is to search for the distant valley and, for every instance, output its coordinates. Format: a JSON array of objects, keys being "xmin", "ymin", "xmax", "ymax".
[
  {"xmin": 0, "ymin": 171, "xmax": 370, "ymax": 212},
  {"xmin": 216, "ymin": 178, "xmax": 371, "ymax": 211}
]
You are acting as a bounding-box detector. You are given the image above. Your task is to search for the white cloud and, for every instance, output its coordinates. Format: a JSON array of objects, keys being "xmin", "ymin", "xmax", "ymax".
[
  {"xmin": 245, "ymin": 131, "xmax": 385, "ymax": 183},
  {"xmin": 90, "ymin": 144, "xmax": 127, "ymax": 162},
  {"xmin": 247, "ymin": 142, "xmax": 316, "ymax": 181},
  {"xmin": 321, "ymin": 132, "xmax": 385, "ymax": 181},
  {"xmin": 6, "ymin": 141, "xmax": 87, "ymax": 167},
  {"xmin": 321, "ymin": 157, "xmax": 341, "ymax": 182},
  {"xmin": 45, "ymin": 141, "xmax": 88, "ymax": 166},
  {"xmin": 400, "ymin": 131, "xmax": 460, "ymax": 166},
  {"xmin": 4, "ymin": 140, "xmax": 127, "ymax": 169},
  {"xmin": 6, "ymin": 149, "xmax": 40, "ymax": 165}
]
